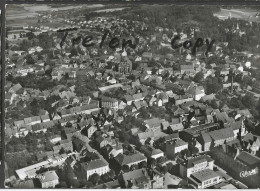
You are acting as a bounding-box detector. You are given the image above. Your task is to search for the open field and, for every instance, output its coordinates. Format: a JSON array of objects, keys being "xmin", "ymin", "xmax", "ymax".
[
  {"xmin": 6, "ymin": 4, "xmax": 104, "ymax": 27},
  {"xmin": 214, "ymin": 8, "xmax": 260, "ymax": 22}
]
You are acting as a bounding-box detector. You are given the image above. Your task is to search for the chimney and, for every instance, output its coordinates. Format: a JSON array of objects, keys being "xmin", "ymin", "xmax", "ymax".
[{"xmin": 231, "ymin": 72, "xmax": 234, "ymax": 94}]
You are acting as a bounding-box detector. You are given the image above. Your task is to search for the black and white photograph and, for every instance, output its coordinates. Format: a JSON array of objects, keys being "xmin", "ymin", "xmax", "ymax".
[{"xmin": 3, "ymin": 3, "xmax": 260, "ymax": 189}]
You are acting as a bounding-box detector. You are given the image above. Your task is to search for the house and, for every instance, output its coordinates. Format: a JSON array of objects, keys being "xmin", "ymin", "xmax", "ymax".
[
  {"xmin": 62, "ymin": 127, "xmax": 81, "ymax": 140},
  {"xmin": 214, "ymin": 112, "xmax": 234, "ymax": 124},
  {"xmin": 142, "ymin": 52, "xmax": 153, "ymax": 60},
  {"xmin": 164, "ymin": 173, "xmax": 183, "ymax": 188},
  {"xmin": 50, "ymin": 135, "xmax": 62, "ymax": 144},
  {"xmin": 53, "ymin": 139, "xmax": 73, "ymax": 153},
  {"xmin": 101, "ymin": 96, "xmax": 119, "ymax": 110},
  {"xmin": 168, "ymin": 123, "xmax": 184, "ymax": 132},
  {"xmin": 119, "ymin": 168, "xmax": 150, "ymax": 188},
  {"xmin": 208, "ymin": 127, "xmax": 235, "ymax": 147},
  {"xmin": 40, "ymin": 115, "xmax": 50, "ymax": 123},
  {"xmin": 200, "ymin": 94, "xmax": 216, "ymax": 103},
  {"xmin": 118, "ymin": 58, "xmax": 132, "ymax": 74},
  {"xmin": 144, "ymin": 118, "xmax": 163, "ymax": 130},
  {"xmin": 9, "ymin": 83, "xmax": 23, "ymax": 94},
  {"xmin": 124, "ymin": 95, "xmax": 134, "ymax": 105},
  {"xmin": 174, "ymin": 95, "xmax": 193, "ymax": 105},
  {"xmin": 39, "ymin": 171, "xmax": 59, "ymax": 188},
  {"xmin": 242, "ymin": 133, "xmax": 260, "ymax": 155},
  {"xmin": 187, "ymin": 86, "xmax": 205, "ymax": 101},
  {"xmin": 109, "ymin": 144, "xmax": 124, "ymax": 158},
  {"xmin": 133, "ymin": 93, "xmax": 144, "ymax": 102},
  {"xmin": 198, "ymin": 133, "xmax": 212, "ymax": 152},
  {"xmin": 179, "ymin": 155, "xmax": 214, "ymax": 178},
  {"xmin": 24, "ymin": 116, "xmax": 41, "ymax": 125},
  {"xmin": 13, "ymin": 180, "xmax": 35, "ymax": 188},
  {"xmin": 171, "ymin": 106, "xmax": 185, "ymax": 116},
  {"xmin": 180, "ymin": 65, "xmax": 195, "ymax": 74},
  {"xmin": 165, "ymin": 138, "xmax": 188, "ymax": 158},
  {"xmin": 94, "ymin": 180, "xmax": 121, "ymax": 189},
  {"xmin": 95, "ymin": 135, "xmax": 115, "ymax": 148},
  {"xmin": 224, "ymin": 120, "xmax": 247, "ymax": 138},
  {"xmin": 81, "ymin": 158, "xmax": 109, "ymax": 180},
  {"xmin": 236, "ymin": 109, "xmax": 253, "ymax": 119},
  {"xmin": 137, "ymin": 131, "xmax": 155, "ymax": 145},
  {"xmin": 156, "ymin": 92, "xmax": 169, "ymax": 106},
  {"xmin": 85, "ymin": 125, "xmax": 97, "ymax": 138},
  {"xmin": 140, "ymin": 145, "xmax": 164, "ymax": 159},
  {"xmin": 114, "ymin": 152, "xmax": 147, "ymax": 167}
]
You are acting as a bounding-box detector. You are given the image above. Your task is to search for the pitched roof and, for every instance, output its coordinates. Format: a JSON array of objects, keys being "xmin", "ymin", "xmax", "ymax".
[
  {"xmin": 208, "ymin": 127, "xmax": 234, "ymax": 141},
  {"xmin": 191, "ymin": 169, "xmax": 219, "ymax": 182},
  {"xmin": 224, "ymin": 120, "xmax": 242, "ymax": 130},
  {"xmin": 115, "ymin": 153, "xmax": 147, "ymax": 166},
  {"xmin": 10, "ymin": 83, "xmax": 22, "ymax": 92},
  {"xmin": 169, "ymin": 123, "xmax": 184, "ymax": 132},
  {"xmin": 144, "ymin": 118, "xmax": 161, "ymax": 128},
  {"xmin": 137, "ymin": 131, "xmax": 155, "ymax": 140},
  {"xmin": 133, "ymin": 93, "xmax": 143, "ymax": 100},
  {"xmin": 39, "ymin": 171, "xmax": 59, "ymax": 184},
  {"xmin": 187, "ymin": 86, "xmax": 204, "ymax": 95},
  {"xmin": 236, "ymin": 151, "xmax": 260, "ymax": 167},
  {"xmin": 180, "ymin": 65, "xmax": 194, "ymax": 70},
  {"xmin": 124, "ymin": 95, "xmax": 134, "ymax": 102},
  {"xmin": 121, "ymin": 168, "xmax": 149, "ymax": 187},
  {"xmin": 81, "ymin": 158, "xmax": 108, "ymax": 171},
  {"xmin": 201, "ymin": 133, "xmax": 212, "ymax": 143},
  {"xmin": 182, "ymin": 155, "xmax": 214, "ymax": 168}
]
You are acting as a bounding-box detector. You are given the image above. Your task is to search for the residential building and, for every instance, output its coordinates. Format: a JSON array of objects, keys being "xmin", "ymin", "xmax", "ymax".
[
  {"xmin": 39, "ymin": 171, "xmax": 59, "ymax": 188},
  {"xmin": 81, "ymin": 158, "xmax": 109, "ymax": 180}
]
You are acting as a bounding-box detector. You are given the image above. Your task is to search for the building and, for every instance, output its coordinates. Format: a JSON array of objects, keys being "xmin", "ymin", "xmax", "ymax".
[
  {"xmin": 208, "ymin": 127, "xmax": 235, "ymax": 147},
  {"xmin": 140, "ymin": 145, "xmax": 164, "ymax": 159},
  {"xmin": 198, "ymin": 133, "xmax": 212, "ymax": 152},
  {"xmin": 166, "ymin": 138, "xmax": 188, "ymax": 159},
  {"xmin": 114, "ymin": 152, "xmax": 147, "ymax": 167},
  {"xmin": 188, "ymin": 169, "xmax": 221, "ymax": 188},
  {"xmin": 81, "ymin": 158, "xmax": 109, "ymax": 180},
  {"xmin": 187, "ymin": 86, "xmax": 205, "ymax": 101},
  {"xmin": 210, "ymin": 145, "xmax": 260, "ymax": 188},
  {"xmin": 101, "ymin": 96, "xmax": 119, "ymax": 110},
  {"xmin": 39, "ymin": 171, "xmax": 59, "ymax": 188},
  {"xmin": 179, "ymin": 155, "xmax": 214, "ymax": 178},
  {"xmin": 180, "ymin": 65, "xmax": 195, "ymax": 74},
  {"xmin": 118, "ymin": 58, "xmax": 132, "ymax": 74},
  {"xmin": 119, "ymin": 168, "xmax": 150, "ymax": 188}
]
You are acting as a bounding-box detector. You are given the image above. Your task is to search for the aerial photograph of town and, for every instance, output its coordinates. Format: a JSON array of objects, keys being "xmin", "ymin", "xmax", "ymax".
[{"xmin": 3, "ymin": 3, "xmax": 260, "ymax": 189}]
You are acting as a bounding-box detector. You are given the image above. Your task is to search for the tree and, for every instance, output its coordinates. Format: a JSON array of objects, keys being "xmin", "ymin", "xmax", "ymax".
[
  {"xmin": 71, "ymin": 179, "xmax": 80, "ymax": 188},
  {"xmin": 55, "ymin": 181, "xmax": 67, "ymax": 188},
  {"xmin": 242, "ymin": 93, "xmax": 256, "ymax": 109},
  {"xmin": 26, "ymin": 54, "xmax": 35, "ymax": 65},
  {"xmin": 26, "ymin": 32, "xmax": 35, "ymax": 40},
  {"xmin": 89, "ymin": 173, "xmax": 100, "ymax": 186},
  {"xmin": 70, "ymin": 47, "xmax": 78, "ymax": 57},
  {"xmin": 101, "ymin": 172, "xmax": 110, "ymax": 182},
  {"xmin": 193, "ymin": 71, "xmax": 204, "ymax": 83},
  {"xmin": 188, "ymin": 145, "xmax": 199, "ymax": 155},
  {"xmin": 160, "ymin": 165, "xmax": 168, "ymax": 174},
  {"xmin": 108, "ymin": 169, "xmax": 115, "ymax": 179},
  {"xmin": 138, "ymin": 161, "xmax": 147, "ymax": 169},
  {"xmin": 44, "ymin": 140, "xmax": 53, "ymax": 151},
  {"xmin": 59, "ymin": 147, "xmax": 65, "ymax": 154},
  {"xmin": 122, "ymin": 165, "xmax": 130, "ymax": 173},
  {"xmin": 85, "ymin": 181, "xmax": 93, "ymax": 188}
]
